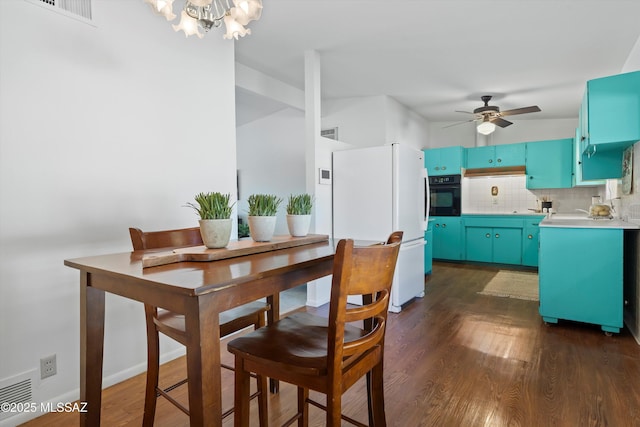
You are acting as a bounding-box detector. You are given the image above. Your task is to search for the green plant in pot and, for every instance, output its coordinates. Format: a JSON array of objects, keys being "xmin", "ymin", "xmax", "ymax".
[
  {"xmin": 185, "ymin": 192, "xmax": 235, "ymax": 248},
  {"xmin": 247, "ymin": 193, "xmax": 282, "ymax": 242},
  {"xmin": 285, "ymin": 193, "xmax": 313, "ymax": 237}
]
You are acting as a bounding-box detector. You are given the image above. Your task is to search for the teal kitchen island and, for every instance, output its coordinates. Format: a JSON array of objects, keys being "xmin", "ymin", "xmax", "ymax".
[{"xmin": 539, "ymin": 216, "xmax": 639, "ymax": 334}]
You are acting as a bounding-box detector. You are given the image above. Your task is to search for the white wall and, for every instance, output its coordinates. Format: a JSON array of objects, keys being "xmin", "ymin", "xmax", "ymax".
[
  {"xmin": 0, "ymin": 1, "xmax": 238, "ymax": 423},
  {"xmin": 236, "ymin": 108, "xmax": 306, "ymax": 235},
  {"xmin": 385, "ymin": 97, "xmax": 430, "ymax": 151},
  {"xmin": 322, "ymin": 96, "xmax": 388, "ymax": 147}
]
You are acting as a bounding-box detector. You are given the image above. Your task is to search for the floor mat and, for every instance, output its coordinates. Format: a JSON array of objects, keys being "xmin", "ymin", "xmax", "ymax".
[{"xmin": 478, "ymin": 270, "xmax": 539, "ymax": 301}]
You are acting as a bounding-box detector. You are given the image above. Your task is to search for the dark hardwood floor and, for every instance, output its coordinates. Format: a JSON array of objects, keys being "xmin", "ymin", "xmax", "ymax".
[{"xmin": 21, "ymin": 262, "xmax": 640, "ymax": 426}]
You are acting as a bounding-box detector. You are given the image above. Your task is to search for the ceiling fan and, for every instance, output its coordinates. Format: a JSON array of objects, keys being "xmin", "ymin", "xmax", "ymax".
[{"xmin": 447, "ymin": 95, "xmax": 541, "ymax": 134}]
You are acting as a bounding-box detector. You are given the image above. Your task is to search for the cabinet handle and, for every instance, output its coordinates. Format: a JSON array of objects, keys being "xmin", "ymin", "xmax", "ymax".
[
  {"xmin": 435, "ymin": 224, "xmax": 440, "ymax": 228},
  {"xmin": 442, "ymin": 224, "xmax": 446, "ymax": 228},
  {"xmin": 528, "ymin": 234, "xmax": 533, "ymax": 239},
  {"xmin": 435, "ymin": 166, "xmax": 440, "ymax": 171},
  {"xmin": 497, "ymin": 158, "xmax": 502, "ymax": 163},
  {"xmin": 488, "ymin": 159, "xmax": 493, "ymax": 164},
  {"xmin": 485, "ymin": 233, "xmax": 491, "ymax": 238},
  {"xmin": 495, "ymin": 233, "xmax": 500, "ymax": 238},
  {"xmin": 442, "ymin": 166, "xmax": 446, "ymax": 170}
]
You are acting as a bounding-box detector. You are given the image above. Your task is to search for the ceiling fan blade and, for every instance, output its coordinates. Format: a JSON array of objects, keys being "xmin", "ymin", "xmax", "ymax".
[
  {"xmin": 490, "ymin": 117, "xmax": 513, "ymax": 128},
  {"xmin": 499, "ymin": 106, "xmax": 541, "ymax": 117},
  {"xmin": 443, "ymin": 119, "xmax": 475, "ymax": 128}
]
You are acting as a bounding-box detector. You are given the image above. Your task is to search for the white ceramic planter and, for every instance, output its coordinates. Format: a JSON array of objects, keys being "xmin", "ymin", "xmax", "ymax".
[
  {"xmin": 286, "ymin": 214, "xmax": 311, "ymax": 237},
  {"xmin": 199, "ymin": 218, "xmax": 232, "ymax": 248},
  {"xmin": 248, "ymin": 216, "xmax": 277, "ymax": 242}
]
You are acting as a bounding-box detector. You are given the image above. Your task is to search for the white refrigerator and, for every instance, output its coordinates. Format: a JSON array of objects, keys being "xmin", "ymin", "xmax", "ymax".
[{"xmin": 332, "ymin": 143, "xmax": 429, "ymax": 312}]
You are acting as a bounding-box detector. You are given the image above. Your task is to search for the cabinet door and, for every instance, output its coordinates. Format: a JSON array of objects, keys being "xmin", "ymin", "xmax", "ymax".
[
  {"xmin": 439, "ymin": 146, "xmax": 463, "ymax": 174},
  {"xmin": 423, "ymin": 150, "xmax": 442, "ymax": 176},
  {"xmin": 493, "ymin": 227, "xmax": 522, "ymax": 265},
  {"xmin": 466, "ymin": 146, "xmax": 495, "ymax": 168},
  {"xmin": 495, "ymin": 143, "xmax": 526, "ymax": 167},
  {"xmin": 465, "ymin": 226, "xmax": 492, "ymax": 263},
  {"xmin": 424, "ymin": 147, "xmax": 463, "ymax": 176},
  {"xmin": 574, "ymin": 128, "xmax": 605, "ymax": 186},
  {"xmin": 433, "ymin": 217, "xmax": 462, "ymax": 260},
  {"xmin": 526, "ymin": 139, "xmax": 573, "ymax": 189},
  {"xmin": 522, "ymin": 223, "xmax": 540, "ymax": 267},
  {"xmin": 587, "ymin": 71, "xmax": 640, "ymax": 147}
]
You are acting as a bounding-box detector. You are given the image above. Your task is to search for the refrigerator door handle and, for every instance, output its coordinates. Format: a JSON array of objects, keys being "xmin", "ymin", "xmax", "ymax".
[{"xmin": 423, "ymin": 168, "xmax": 429, "ymax": 230}]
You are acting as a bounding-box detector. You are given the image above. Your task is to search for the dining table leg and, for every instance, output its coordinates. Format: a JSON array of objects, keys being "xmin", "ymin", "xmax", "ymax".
[
  {"xmin": 80, "ymin": 272, "xmax": 105, "ymax": 427},
  {"xmin": 184, "ymin": 296, "xmax": 223, "ymax": 426}
]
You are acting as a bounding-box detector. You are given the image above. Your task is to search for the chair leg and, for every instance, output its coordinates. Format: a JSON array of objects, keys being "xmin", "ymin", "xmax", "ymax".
[
  {"xmin": 295, "ymin": 387, "xmax": 308, "ymax": 426},
  {"xmin": 257, "ymin": 372, "xmax": 268, "ymax": 427},
  {"xmin": 369, "ymin": 362, "xmax": 387, "ymax": 427},
  {"xmin": 143, "ymin": 307, "xmax": 160, "ymax": 427},
  {"xmin": 326, "ymin": 390, "xmax": 342, "ymax": 427},
  {"xmin": 234, "ymin": 356, "xmax": 251, "ymax": 426}
]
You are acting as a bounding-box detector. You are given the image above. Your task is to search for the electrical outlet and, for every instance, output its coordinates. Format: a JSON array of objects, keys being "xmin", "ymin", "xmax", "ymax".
[{"xmin": 40, "ymin": 354, "xmax": 57, "ymax": 379}]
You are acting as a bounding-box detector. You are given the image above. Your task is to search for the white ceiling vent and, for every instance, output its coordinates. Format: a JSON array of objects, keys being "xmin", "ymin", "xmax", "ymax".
[
  {"xmin": 321, "ymin": 127, "xmax": 339, "ymax": 141},
  {"xmin": 25, "ymin": 0, "xmax": 93, "ymax": 24},
  {"xmin": 0, "ymin": 370, "xmax": 38, "ymax": 421}
]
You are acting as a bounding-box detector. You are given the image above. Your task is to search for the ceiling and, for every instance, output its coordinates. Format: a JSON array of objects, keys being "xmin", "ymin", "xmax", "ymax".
[{"xmin": 234, "ymin": 0, "xmax": 640, "ymax": 127}]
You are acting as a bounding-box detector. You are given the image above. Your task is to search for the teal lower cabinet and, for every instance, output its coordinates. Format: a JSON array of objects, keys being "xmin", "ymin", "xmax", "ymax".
[
  {"xmin": 522, "ymin": 218, "xmax": 542, "ymax": 267},
  {"xmin": 465, "ymin": 226, "xmax": 522, "ymax": 265},
  {"xmin": 431, "ymin": 216, "xmax": 463, "ymax": 260},
  {"xmin": 539, "ymin": 226, "xmax": 623, "ymax": 333},
  {"xmin": 424, "ymin": 227, "xmax": 433, "ymax": 274}
]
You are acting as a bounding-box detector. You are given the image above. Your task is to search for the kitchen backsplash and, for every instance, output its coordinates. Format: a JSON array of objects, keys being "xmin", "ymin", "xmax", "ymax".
[{"xmin": 461, "ymin": 175, "xmax": 603, "ymax": 214}]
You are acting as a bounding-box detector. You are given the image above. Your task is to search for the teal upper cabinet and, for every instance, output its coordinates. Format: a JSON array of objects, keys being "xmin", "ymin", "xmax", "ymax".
[
  {"xmin": 423, "ymin": 146, "xmax": 464, "ymax": 176},
  {"xmin": 582, "ymin": 71, "xmax": 640, "ymax": 151},
  {"xmin": 525, "ymin": 138, "xmax": 573, "ymax": 189},
  {"xmin": 573, "ymin": 127, "xmax": 605, "ymax": 186},
  {"xmin": 578, "ymin": 71, "xmax": 640, "ymax": 179},
  {"xmin": 466, "ymin": 143, "xmax": 526, "ymax": 169}
]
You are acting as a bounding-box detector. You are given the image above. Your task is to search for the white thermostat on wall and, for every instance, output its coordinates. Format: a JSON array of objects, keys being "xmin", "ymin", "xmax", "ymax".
[{"xmin": 319, "ymin": 168, "xmax": 332, "ymax": 185}]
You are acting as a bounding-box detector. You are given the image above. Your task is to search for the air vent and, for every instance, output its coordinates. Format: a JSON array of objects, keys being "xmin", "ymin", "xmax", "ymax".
[
  {"xmin": 321, "ymin": 127, "xmax": 339, "ymax": 140},
  {"xmin": 25, "ymin": 0, "xmax": 93, "ymax": 23},
  {"xmin": 0, "ymin": 370, "xmax": 37, "ymax": 421}
]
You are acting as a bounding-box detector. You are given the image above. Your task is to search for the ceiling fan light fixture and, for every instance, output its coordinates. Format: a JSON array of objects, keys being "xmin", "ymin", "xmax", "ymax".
[{"xmin": 477, "ymin": 120, "xmax": 496, "ymax": 135}]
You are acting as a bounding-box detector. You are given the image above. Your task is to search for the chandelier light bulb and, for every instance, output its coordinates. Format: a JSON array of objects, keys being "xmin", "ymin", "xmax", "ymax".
[{"xmin": 172, "ymin": 10, "xmax": 204, "ymax": 38}]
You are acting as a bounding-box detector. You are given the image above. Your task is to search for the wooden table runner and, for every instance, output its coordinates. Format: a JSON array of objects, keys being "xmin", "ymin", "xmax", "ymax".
[{"xmin": 142, "ymin": 234, "xmax": 329, "ymax": 268}]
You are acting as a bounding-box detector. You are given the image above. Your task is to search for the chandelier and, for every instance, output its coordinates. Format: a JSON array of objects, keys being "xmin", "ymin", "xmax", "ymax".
[{"xmin": 144, "ymin": 0, "xmax": 263, "ymax": 40}]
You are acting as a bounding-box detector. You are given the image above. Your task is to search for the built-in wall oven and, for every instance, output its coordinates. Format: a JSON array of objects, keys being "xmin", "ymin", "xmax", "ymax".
[{"xmin": 429, "ymin": 174, "xmax": 461, "ymax": 216}]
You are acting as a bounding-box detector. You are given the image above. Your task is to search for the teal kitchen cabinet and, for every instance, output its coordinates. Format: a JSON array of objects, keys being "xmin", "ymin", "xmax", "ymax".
[
  {"xmin": 525, "ymin": 138, "xmax": 573, "ymax": 189},
  {"xmin": 578, "ymin": 71, "xmax": 640, "ymax": 180},
  {"xmin": 424, "ymin": 222, "xmax": 434, "ymax": 274},
  {"xmin": 466, "ymin": 143, "xmax": 526, "ymax": 169},
  {"xmin": 573, "ymin": 127, "xmax": 605, "ymax": 186},
  {"xmin": 431, "ymin": 216, "xmax": 463, "ymax": 260},
  {"xmin": 521, "ymin": 218, "xmax": 542, "ymax": 267},
  {"xmin": 539, "ymin": 226, "xmax": 624, "ymax": 333},
  {"xmin": 463, "ymin": 217, "xmax": 523, "ymax": 265},
  {"xmin": 423, "ymin": 146, "xmax": 464, "ymax": 176},
  {"xmin": 465, "ymin": 226, "xmax": 522, "ymax": 265}
]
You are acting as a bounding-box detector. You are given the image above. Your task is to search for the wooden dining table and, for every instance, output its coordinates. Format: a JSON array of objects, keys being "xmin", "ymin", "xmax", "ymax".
[{"xmin": 64, "ymin": 236, "xmax": 336, "ymax": 427}]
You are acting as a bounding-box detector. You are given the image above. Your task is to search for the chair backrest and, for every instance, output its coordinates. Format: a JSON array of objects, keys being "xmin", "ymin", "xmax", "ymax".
[
  {"xmin": 129, "ymin": 227, "xmax": 203, "ymax": 250},
  {"xmin": 327, "ymin": 231, "xmax": 402, "ymax": 377}
]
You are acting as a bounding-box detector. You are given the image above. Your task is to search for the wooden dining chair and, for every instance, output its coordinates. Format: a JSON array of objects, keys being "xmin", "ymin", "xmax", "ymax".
[
  {"xmin": 228, "ymin": 231, "xmax": 403, "ymax": 426},
  {"xmin": 128, "ymin": 227, "xmax": 269, "ymax": 426}
]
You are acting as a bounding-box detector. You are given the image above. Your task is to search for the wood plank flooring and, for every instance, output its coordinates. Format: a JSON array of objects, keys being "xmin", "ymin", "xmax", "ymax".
[{"xmin": 21, "ymin": 262, "xmax": 640, "ymax": 426}]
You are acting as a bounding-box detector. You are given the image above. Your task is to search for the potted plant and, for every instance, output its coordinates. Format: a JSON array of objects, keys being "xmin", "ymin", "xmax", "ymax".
[
  {"xmin": 286, "ymin": 193, "xmax": 313, "ymax": 237},
  {"xmin": 247, "ymin": 194, "xmax": 282, "ymax": 242},
  {"xmin": 185, "ymin": 192, "xmax": 235, "ymax": 248}
]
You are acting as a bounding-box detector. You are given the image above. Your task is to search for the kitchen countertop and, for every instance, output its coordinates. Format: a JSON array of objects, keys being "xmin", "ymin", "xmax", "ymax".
[{"xmin": 540, "ymin": 215, "xmax": 640, "ymax": 229}]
